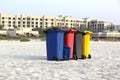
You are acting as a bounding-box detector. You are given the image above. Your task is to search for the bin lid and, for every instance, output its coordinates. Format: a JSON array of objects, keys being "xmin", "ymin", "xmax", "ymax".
[
  {"xmin": 84, "ymin": 31, "xmax": 93, "ymax": 34},
  {"xmin": 45, "ymin": 28, "xmax": 65, "ymax": 33},
  {"xmin": 65, "ymin": 28, "xmax": 77, "ymax": 33}
]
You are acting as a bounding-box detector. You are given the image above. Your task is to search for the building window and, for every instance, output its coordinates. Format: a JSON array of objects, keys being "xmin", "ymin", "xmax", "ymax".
[
  {"xmin": 23, "ymin": 18, "xmax": 25, "ymax": 20},
  {"xmin": 27, "ymin": 22, "xmax": 30, "ymax": 24},
  {"xmin": 66, "ymin": 20, "xmax": 68, "ymax": 22},
  {"xmin": 13, "ymin": 25, "xmax": 16, "ymax": 27},
  {"xmin": 98, "ymin": 24, "xmax": 100, "ymax": 27},
  {"xmin": 18, "ymin": 18, "xmax": 21, "ymax": 20},
  {"xmin": 32, "ymin": 18, "xmax": 34, "ymax": 20},
  {"xmin": 102, "ymin": 24, "xmax": 104, "ymax": 26},
  {"xmin": 51, "ymin": 19, "xmax": 53, "ymax": 21},
  {"xmin": 36, "ymin": 26, "xmax": 38, "ymax": 28},
  {"xmin": 58, "ymin": 23, "xmax": 59, "ymax": 25},
  {"xmin": 71, "ymin": 20, "xmax": 72, "ymax": 22},
  {"xmin": 102, "ymin": 27, "xmax": 104, "ymax": 29},
  {"xmin": 51, "ymin": 22, "xmax": 53, "ymax": 25},
  {"xmin": 18, "ymin": 25, "xmax": 20, "ymax": 27},
  {"xmin": 32, "ymin": 22, "xmax": 34, "ymax": 24},
  {"xmin": 45, "ymin": 22, "xmax": 48, "ymax": 25},
  {"xmin": 36, "ymin": 22, "xmax": 38, "ymax": 24},
  {"xmin": 88, "ymin": 22, "xmax": 90, "ymax": 26},
  {"xmin": 66, "ymin": 23, "xmax": 68, "ymax": 25},
  {"xmin": 27, "ymin": 25, "xmax": 30, "ymax": 27},
  {"xmin": 23, "ymin": 22, "xmax": 25, "ymax": 24},
  {"xmin": 45, "ymin": 26, "xmax": 47, "ymax": 28},
  {"xmin": 13, "ymin": 18, "xmax": 15, "ymax": 20},
  {"xmin": 18, "ymin": 21, "xmax": 20, "ymax": 24},
  {"xmin": 40, "ymin": 19, "xmax": 42, "ymax": 21},
  {"xmin": 40, "ymin": 22, "xmax": 42, "ymax": 25},
  {"xmin": 40, "ymin": 26, "xmax": 42, "ymax": 28},
  {"xmin": 13, "ymin": 21, "xmax": 15, "ymax": 24},
  {"xmin": 2, "ymin": 17, "xmax": 4, "ymax": 19},
  {"xmin": 23, "ymin": 25, "xmax": 25, "ymax": 27},
  {"xmin": 45, "ymin": 19, "xmax": 48, "ymax": 21},
  {"xmin": 36, "ymin": 18, "xmax": 38, "ymax": 20},
  {"xmin": 32, "ymin": 25, "xmax": 34, "ymax": 27},
  {"xmin": 27, "ymin": 18, "xmax": 30, "ymax": 20},
  {"xmin": 9, "ymin": 25, "xmax": 11, "ymax": 27},
  {"xmin": 9, "ymin": 21, "xmax": 11, "ymax": 24},
  {"xmin": 9, "ymin": 17, "xmax": 11, "ymax": 20},
  {"xmin": 2, "ymin": 21, "xmax": 4, "ymax": 23}
]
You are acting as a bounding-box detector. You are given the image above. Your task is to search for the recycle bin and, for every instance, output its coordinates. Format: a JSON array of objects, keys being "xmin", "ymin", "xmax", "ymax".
[
  {"xmin": 82, "ymin": 31, "xmax": 92, "ymax": 59},
  {"xmin": 64, "ymin": 28, "xmax": 77, "ymax": 59},
  {"xmin": 63, "ymin": 46, "xmax": 70, "ymax": 60},
  {"xmin": 73, "ymin": 31, "xmax": 83, "ymax": 60},
  {"xmin": 45, "ymin": 29, "xmax": 64, "ymax": 60}
]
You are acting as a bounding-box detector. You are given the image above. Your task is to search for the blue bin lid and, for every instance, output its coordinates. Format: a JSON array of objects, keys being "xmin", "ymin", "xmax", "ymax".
[{"xmin": 46, "ymin": 28, "xmax": 65, "ymax": 33}]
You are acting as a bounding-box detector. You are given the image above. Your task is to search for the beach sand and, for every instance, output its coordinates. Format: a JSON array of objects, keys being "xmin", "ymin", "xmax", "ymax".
[{"xmin": 0, "ymin": 40, "xmax": 120, "ymax": 80}]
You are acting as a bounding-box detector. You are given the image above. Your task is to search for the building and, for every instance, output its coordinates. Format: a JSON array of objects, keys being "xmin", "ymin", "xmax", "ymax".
[
  {"xmin": 0, "ymin": 13, "xmax": 15, "ymax": 29},
  {"xmin": 82, "ymin": 17, "xmax": 105, "ymax": 32},
  {"xmin": 92, "ymin": 32, "xmax": 120, "ymax": 39},
  {"xmin": 104, "ymin": 22, "xmax": 115, "ymax": 32},
  {"xmin": 0, "ymin": 13, "xmax": 88, "ymax": 29},
  {"xmin": 0, "ymin": 13, "xmax": 118, "ymax": 33},
  {"xmin": 115, "ymin": 25, "xmax": 120, "ymax": 32}
]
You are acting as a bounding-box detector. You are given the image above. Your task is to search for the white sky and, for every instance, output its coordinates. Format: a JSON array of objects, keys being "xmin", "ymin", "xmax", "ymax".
[{"xmin": 0, "ymin": 0, "xmax": 120, "ymax": 24}]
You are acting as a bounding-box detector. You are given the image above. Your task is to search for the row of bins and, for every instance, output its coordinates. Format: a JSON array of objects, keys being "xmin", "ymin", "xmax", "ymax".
[{"xmin": 45, "ymin": 28, "xmax": 92, "ymax": 61}]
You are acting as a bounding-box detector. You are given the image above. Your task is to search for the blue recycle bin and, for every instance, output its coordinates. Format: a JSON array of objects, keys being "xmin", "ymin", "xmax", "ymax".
[
  {"xmin": 63, "ymin": 46, "xmax": 70, "ymax": 60},
  {"xmin": 45, "ymin": 29, "xmax": 64, "ymax": 60}
]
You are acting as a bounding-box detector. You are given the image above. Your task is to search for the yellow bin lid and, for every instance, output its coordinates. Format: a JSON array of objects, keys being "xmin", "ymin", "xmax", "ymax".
[{"xmin": 84, "ymin": 31, "xmax": 93, "ymax": 35}]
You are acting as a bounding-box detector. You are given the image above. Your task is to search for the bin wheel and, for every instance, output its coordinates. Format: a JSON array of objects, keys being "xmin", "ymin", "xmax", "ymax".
[
  {"xmin": 63, "ymin": 56, "xmax": 66, "ymax": 60},
  {"xmin": 73, "ymin": 55, "xmax": 78, "ymax": 60},
  {"xmin": 81, "ymin": 55, "xmax": 86, "ymax": 59},
  {"xmin": 52, "ymin": 57, "xmax": 59, "ymax": 61},
  {"xmin": 88, "ymin": 54, "xmax": 91, "ymax": 59}
]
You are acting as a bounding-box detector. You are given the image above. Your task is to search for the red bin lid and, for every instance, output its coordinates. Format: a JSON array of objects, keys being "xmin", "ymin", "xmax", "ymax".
[{"xmin": 65, "ymin": 28, "xmax": 77, "ymax": 33}]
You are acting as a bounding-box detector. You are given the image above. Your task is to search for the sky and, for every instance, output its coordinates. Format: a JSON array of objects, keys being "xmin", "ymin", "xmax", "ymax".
[{"xmin": 0, "ymin": 0, "xmax": 120, "ymax": 24}]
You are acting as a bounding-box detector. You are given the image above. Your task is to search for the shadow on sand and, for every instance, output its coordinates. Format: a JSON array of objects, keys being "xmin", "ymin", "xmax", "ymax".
[{"xmin": 0, "ymin": 54, "xmax": 47, "ymax": 60}]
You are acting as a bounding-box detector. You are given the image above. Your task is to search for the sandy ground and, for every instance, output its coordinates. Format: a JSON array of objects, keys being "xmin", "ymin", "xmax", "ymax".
[{"xmin": 0, "ymin": 40, "xmax": 120, "ymax": 80}]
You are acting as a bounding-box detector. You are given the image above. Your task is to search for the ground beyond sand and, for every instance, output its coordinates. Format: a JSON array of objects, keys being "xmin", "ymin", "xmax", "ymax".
[{"xmin": 0, "ymin": 40, "xmax": 120, "ymax": 80}]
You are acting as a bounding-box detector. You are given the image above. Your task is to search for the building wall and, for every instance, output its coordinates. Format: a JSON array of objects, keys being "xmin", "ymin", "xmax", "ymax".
[
  {"xmin": 92, "ymin": 32, "xmax": 120, "ymax": 38},
  {"xmin": 0, "ymin": 13, "xmax": 15, "ymax": 29},
  {"xmin": 83, "ymin": 18, "xmax": 105, "ymax": 32},
  {"xmin": 43, "ymin": 15, "xmax": 56, "ymax": 28},
  {"xmin": 0, "ymin": 13, "xmax": 117, "ymax": 33},
  {"xmin": 115, "ymin": 25, "xmax": 120, "ymax": 31}
]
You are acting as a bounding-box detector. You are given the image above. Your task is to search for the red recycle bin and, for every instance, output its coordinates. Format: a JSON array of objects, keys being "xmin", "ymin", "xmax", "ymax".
[{"xmin": 64, "ymin": 28, "xmax": 77, "ymax": 59}]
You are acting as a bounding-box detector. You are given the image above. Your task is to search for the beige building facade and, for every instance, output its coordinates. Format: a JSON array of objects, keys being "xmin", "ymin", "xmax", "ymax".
[
  {"xmin": 0, "ymin": 13, "xmax": 86, "ymax": 29},
  {"xmin": 0, "ymin": 13, "xmax": 116, "ymax": 33}
]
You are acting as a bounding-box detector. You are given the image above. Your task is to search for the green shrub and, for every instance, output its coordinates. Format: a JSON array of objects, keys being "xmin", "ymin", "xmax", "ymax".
[
  {"xmin": 20, "ymin": 37, "xmax": 30, "ymax": 42},
  {"xmin": 40, "ymin": 34, "xmax": 46, "ymax": 41},
  {"xmin": 40, "ymin": 37, "xmax": 46, "ymax": 41}
]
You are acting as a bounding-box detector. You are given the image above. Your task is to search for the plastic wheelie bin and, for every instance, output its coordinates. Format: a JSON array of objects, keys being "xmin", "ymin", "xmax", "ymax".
[
  {"xmin": 82, "ymin": 31, "xmax": 92, "ymax": 59},
  {"xmin": 63, "ymin": 46, "xmax": 70, "ymax": 60},
  {"xmin": 64, "ymin": 28, "xmax": 77, "ymax": 59},
  {"xmin": 45, "ymin": 29, "xmax": 64, "ymax": 60},
  {"xmin": 73, "ymin": 31, "xmax": 83, "ymax": 60}
]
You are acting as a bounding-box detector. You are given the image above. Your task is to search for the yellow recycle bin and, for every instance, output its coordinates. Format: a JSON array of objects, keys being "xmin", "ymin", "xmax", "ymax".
[{"xmin": 82, "ymin": 31, "xmax": 93, "ymax": 59}]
